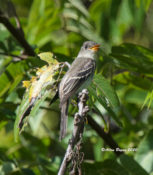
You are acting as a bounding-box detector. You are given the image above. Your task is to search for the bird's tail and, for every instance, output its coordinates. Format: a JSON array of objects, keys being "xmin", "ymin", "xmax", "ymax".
[{"xmin": 60, "ymin": 100, "xmax": 69, "ymax": 140}]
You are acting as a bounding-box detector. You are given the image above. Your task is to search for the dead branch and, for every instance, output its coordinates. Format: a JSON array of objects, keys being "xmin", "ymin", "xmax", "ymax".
[{"xmin": 58, "ymin": 89, "xmax": 89, "ymax": 175}]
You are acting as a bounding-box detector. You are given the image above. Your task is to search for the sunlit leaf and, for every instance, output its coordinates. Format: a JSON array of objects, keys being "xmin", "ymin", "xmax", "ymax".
[
  {"xmin": 89, "ymin": 74, "xmax": 122, "ymax": 126},
  {"xmin": 89, "ymin": 85, "xmax": 122, "ymax": 127},
  {"xmin": 119, "ymin": 154, "xmax": 149, "ymax": 175},
  {"xmin": 135, "ymin": 129, "xmax": 153, "ymax": 173},
  {"xmin": 68, "ymin": 0, "xmax": 89, "ymax": 17},
  {"xmin": 26, "ymin": 0, "xmax": 61, "ymax": 47},
  {"xmin": 93, "ymin": 74, "xmax": 120, "ymax": 109},
  {"xmin": 38, "ymin": 52, "xmax": 58, "ymax": 65},
  {"xmin": 142, "ymin": 90, "xmax": 153, "ymax": 109}
]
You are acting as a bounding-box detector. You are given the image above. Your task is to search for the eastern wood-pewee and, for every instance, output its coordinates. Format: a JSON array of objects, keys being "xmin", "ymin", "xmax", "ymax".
[{"xmin": 59, "ymin": 41, "xmax": 100, "ymax": 140}]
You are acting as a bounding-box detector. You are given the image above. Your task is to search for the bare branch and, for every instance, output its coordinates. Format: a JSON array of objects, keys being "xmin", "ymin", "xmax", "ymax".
[
  {"xmin": 11, "ymin": 3, "xmax": 25, "ymax": 37},
  {"xmin": 87, "ymin": 115, "xmax": 123, "ymax": 156},
  {"xmin": 58, "ymin": 89, "xmax": 89, "ymax": 175},
  {"xmin": 0, "ymin": 52, "xmax": 27, "ymax": 60},
  {"xmin": 0, "ymin": 10, "xmax": 35, "ymax": 56}
]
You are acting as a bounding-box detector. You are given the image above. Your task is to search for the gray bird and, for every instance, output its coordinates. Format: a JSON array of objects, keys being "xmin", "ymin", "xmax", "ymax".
[{"xmin": 59, "ymin": 41, "xmax": 100, "ymax": 140}]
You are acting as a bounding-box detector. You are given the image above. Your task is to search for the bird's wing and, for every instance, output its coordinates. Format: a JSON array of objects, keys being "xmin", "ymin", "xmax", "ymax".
[{"xmin": 60, "ymin": 58, "xmax": 95, "ymax": 104}]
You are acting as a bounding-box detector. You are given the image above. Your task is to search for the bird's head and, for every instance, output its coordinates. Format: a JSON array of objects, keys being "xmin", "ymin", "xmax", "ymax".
[{"xmin": 78, "ymin": 41, "xmax": 100, "ymax": 59}]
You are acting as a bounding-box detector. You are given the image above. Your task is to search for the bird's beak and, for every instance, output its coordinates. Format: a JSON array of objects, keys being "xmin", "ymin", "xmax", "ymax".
[{"xmin": 89, "ymin": 44, "xmax": 100, "ymax": 51}]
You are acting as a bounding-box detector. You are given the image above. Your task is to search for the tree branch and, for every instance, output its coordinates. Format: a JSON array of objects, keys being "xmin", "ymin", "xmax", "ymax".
[
  {"xmin": 7, "ymin": 0, "xmax": 25, "ymax": 37},
  {"xmin": 87, "ymin": 115, "xmax": 123, "ymax": 156},
  {"xmin": 0, "ymin": 52, "xmax": 27, "ymax": 60},
  {"xmin": 0, "ymin": 10, "xmax": 35, "ymax": 56},
  {"xmin": 58, "ymin": 89, "xmax": 89, "ymax": 175}
]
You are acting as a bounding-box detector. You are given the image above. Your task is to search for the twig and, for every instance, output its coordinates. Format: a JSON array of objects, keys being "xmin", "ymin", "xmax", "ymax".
[
  {"xmin": 58, "ymin": 89, "xmax": 89, "ymax": 175},
  {"xmin": 0, "ymin": 52, "xmax": 27, "ymax": 60},
  {"xmin": 14, "ymin": 11, "xmax": 24, "ymax": 37},
  {"xmin": 0, "ymin": 10, "xmax": 35, "ymax": 56},
  {"xmin": 87, "ymin": 115, "xmax": 123, "ymax": 156},
  {"xmin": 7, "ymin": 0, "xmax": 25, "ymax": 36}
]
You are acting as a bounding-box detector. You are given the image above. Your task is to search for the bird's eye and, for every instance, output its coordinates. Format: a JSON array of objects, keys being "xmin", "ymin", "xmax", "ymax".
[{"xmin": 85, "ymin": 45, "xmax": 88, "ymax": 49}]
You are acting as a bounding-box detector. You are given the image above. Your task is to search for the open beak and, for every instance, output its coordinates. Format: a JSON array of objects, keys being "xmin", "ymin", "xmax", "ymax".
[{"xmin": 89, "ymin": 44, "xmax": 100, "ymax": 51}]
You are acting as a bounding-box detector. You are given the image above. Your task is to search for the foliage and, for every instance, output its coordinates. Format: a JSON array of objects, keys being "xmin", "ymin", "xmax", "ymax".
[
  {"xmin": 0, "ymin": 0, "xmax": 153, "ymax": 174},
  {"xmin": 14, "ymin": 52, "xmax": 63, "ymax": 141}
]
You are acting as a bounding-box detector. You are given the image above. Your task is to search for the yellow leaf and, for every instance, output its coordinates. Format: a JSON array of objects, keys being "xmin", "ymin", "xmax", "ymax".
[
  {"xmin": 22, "ymin": 81, "xmax": 30, "ymax": 88},
  {"xmin": 31, "ymin": 76, "xmax": 37, "ymax": 83},
  {"xmin": 38, "ymin": 52, "xmax": 58, "ymax": 65},
  {"xmin": 36, "ymin": 66, "xmax": 47, "ymax": 76}
]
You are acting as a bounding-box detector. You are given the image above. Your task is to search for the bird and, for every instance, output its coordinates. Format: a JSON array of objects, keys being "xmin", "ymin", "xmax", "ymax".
[{"xmin": 59, "ymin": 41, "xmax": 100, "ymax": 140}]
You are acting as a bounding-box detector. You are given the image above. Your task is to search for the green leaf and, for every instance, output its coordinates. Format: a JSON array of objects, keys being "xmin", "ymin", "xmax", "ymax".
[
  {"xmin": 26, "ymin": 0, "xmax": 61, "ymax": 47},
  {"xmin": 89, "ymin": 74, "xmax": 122, "ymax": 127},
  {"xmin": 28, "ymin": 90, "xmax": 54, "ymax": 132},
  {"xmin": 14, "ymin": 89, "xmax": 54, "ymax": 142},
  {"xmin": 135, "ymin": 129, "xmax": 153, "ymax": 173},
  {"xmin": 0, "ymin": 61, "xmax": 28, "ymax": 100},
  {"xmin": 14, "ymin": 90, "xmax": 30, "ymax": 142},
  {"xmin": 65, "ymin": 19, "xmax": 103, "ymax": 44},
  {"xmin": 135, "ymin": 0, "xmax": 153, "ymax": 12},
  {"xmin": 0, "ymin": 57, "xmax": 45, "ymax": 102},
  {"xmin": 83, "ymin": 159, "xmax": 129, "ymax": 175},
  {"xmin": 144, "ymin": 0, "xmax": 153, "ymax": 11},
  {"xmin": 142, "ymin": 90, "xmax": 153, "ymax": 109},
  {"xmin": 0, "ymin": 162, "xmax": 17, "ymax": 175},
  {"xmin": 14, "ymin": 60, "xmax": 60, "ymax": 141},
  {"xmin": 93, "ymin": 74, "xmax": 120, "ymax": 109},
  {"xmin": 111, "ymin": 43, "xmax": 153, "ymax": 75},
  {"xmin": 118, "ymin": 154, "xmax": 149, "ymax": 175},
  {"xmin": 113, "ymin": 71, "xmax": 153, "ymax": 91},
  {"xmin": 68, "ymin": 0, "xmax": 89, "ymax": 17},
  {"xmin": 124, "ymin": 88, "xmax": 150, "ymax": 107},
  {"xmin": 21, "ymin": 168, "xmax": 36, "ymax": 175},
  {"xmin": 0, "ymin": 102, "xmax": 17, "ymax": 121},
  {"xmin": 63, "ymin": 8, "xmax": 92, "ymax": 30},
  {"xmin": 0, "ymin": 24, "xmax": 10, "ymax": 42},
  {"xmin": 89, "ymin": 85, "xmax": 122, "ymax": 127}
]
